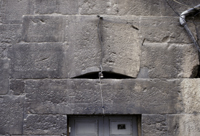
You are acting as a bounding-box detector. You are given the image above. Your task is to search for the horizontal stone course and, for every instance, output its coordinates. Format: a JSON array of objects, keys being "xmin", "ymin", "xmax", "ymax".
[{"xmin": 24, "ymin": 79, "xmax": 181, "ymax": 114}]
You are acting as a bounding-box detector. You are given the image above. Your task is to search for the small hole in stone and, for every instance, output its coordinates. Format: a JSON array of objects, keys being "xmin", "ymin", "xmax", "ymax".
[{"xmin": 72, "ymin": 72, "xmax": 133, "ymax": 79}]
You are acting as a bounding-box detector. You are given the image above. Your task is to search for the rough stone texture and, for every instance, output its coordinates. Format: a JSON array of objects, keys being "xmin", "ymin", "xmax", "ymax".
[
  {"xmin": 140, "ymin": 43, "xmax": 199, "ymax": 78},
  {"xmin": 0, "ymin": 25, "xmax": 22, "ymax": 44},
  {"xmin": 0, "ymin": 58, "xmax": 9, "ymax": 95},
  {"xmin": 22, "ymin": 16, "xmax": 65, "ymax": 42},
  {"xmin": 64, "ymin": 16, "xmax": 141, "ymax": 78},
  {"xmin": 168, "ymin": 114, "xmax": 200, "ymax": 136},
  {"xmin": 23, "ymin": 114, "xmax": 67, "ymax": 135},
  {"xmin": 8, "ymin": 43, "xmax": 64, "ymax": 79},
  {"xmin": 0, "ymin": 0, "xmax": 30, "ymax": 24},
  {"xmin": 180, "ymin": 79, "xmax": 200, "ymax": 114},
  {"xmin": 142, "ymin": 114, "xmax": 167, "ymax": 136},
  {"xmin": 33, "ymin": 0, "xmax": 78, "ymax": 15},
  {"xmin": 25, "ymin": 79, "xmax": 181, "ymax": 114},
  {"xmin": 102, "ymin": 16, "xmax": 141, "ymax": 77},
  {"xmin": 10, "ymin": 79, "xmax": 25, "ymax": 95},
  {"xmin": 64, "ymin": 16, "xmax": 100, "ymax": 78},
  {"xmin": 0, "ymin": 96, "xmax": 24, "ymax": 135},
  {"xmin": 140, "ymin": 17, "xmax": 193, "ymax": 43}
]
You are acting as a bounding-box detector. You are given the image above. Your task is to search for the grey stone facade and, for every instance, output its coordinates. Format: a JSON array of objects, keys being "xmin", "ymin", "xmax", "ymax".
[{"xmin": 0, "ymin": 0, "xmax": 200, "ymax": 135}]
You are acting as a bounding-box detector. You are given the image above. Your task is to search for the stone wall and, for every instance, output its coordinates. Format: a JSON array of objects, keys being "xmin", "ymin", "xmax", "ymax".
[{"xmin": 0, "ymin": 0, "xmax": 200, "ymax": 136}]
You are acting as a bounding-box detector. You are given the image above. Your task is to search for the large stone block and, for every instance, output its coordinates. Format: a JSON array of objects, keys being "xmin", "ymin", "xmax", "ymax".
[
  {"xmin": 64, "ymin": 16, "xmax": 101, "ymax": 78},
  {"xmin": 0, "ymin": 25, "xmax": 22, "ymax": 44},
  {"xmin": 180, "ymin": 79, "xmax": 200, "ymax": 114},
  {"xmin": 168, "ymin": 114, "xmax": 200, "ymax": 136},
  {"xmin": 64, "ymin": 16, "xmax": 141, "ymax": 78},
  {"xmin": 33, "ymin": 0, "xmax": 78, "ymax": 15},
  {"xmin": 24, "ymin": 79, "xmax": 181, "ymax": 114},
  {"xmin": 23, "ymin": 114, "xmax": 67, "ymax": 135},
  {"xmin": 22, "ymin": 16, "xmax": 65, "ymax": 42},
  {"xmin": 140, "ymin": 43, "xmax": 199, "ymax": 78},
  {"xmin": 140, "ymin": 17, "xmax": 192, "ymax": 43},
  {"xmin": 142, "ymin": 114, "xmax": 167, "ymax": 136},
  {"xmin": 0, "ymin": 96, "xmax": 24, "ymax": 135},
  {"xmin": 102, "ymin": 16, "xmax": 141, "ymax": 77},
  {"xmin": 10, "ymin": 79, "xmax": 25, "ymax": 95},
  {"xmin": 0, "ymin": 58, "xmax": 9, "ymax": 95},
  {"xmin": 9, "ymin": 43, "xmax": 64, "ymax": 79},
  {"xmin": 0, "ymin": 0, "xmax": 30, "ymax": 24}
]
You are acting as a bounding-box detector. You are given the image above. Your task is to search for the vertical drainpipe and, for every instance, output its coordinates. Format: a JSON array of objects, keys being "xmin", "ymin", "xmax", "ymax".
[{"xmin": 179, "ymin": 4, "xmax": 200, "ymax": 52}]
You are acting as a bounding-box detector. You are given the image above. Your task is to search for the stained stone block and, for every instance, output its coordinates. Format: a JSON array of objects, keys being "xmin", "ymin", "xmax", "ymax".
[
  {"xmin": 0, "ymin": 58, "xmax": 9, "ymax": 95},
  {"xmin": 0, "ymin": 0, "xmax": 30, "ymax": 24},
  {"xmin": 140, "ymin": 43, "xmax": 199, "ymax": 78},
  {"xmin": 0, "ymin": 25, "xmax": 22, "ymax": 44},
  {"xmin": 10, "ymin": 79, "xmax": 25, "ymax": 95},
  {"xmin": 168, "ymin": 114, "xmax": 200, "ymax": 136},
  {"xmin": 9, "ymin": 43, "xmax": 64, "ymax": 79},
  {"xmin": 140, "ymin": 17, "xmax": 193, "ymax": 43},
  {"xmin": 180, "ymin": 79, "xmax": 200, "ymax": 114},
  {"xmin": 64, "ymin": 16, "xmax": 141, "ymax": 78},
  {"xmin": 23, "ymin": 114, "xmax": 67, "ymax": 135},
  {"xmin": 22, "ymin": 16, "xmax": 65, "ymax": 42},
  {"xmin": 0, "ymin": 96, "xmax": 24, "ymax": 135},
  {"xmin": 142, "ymin": 114, "xmax": 167, "ymax": 136},
  {"xmin": 33, "ymin": 0, "xmax": 78, "ymax": 15},
  {"xmin": 24, "ymin": 79, "xmax": 181, "ymax": 114}
]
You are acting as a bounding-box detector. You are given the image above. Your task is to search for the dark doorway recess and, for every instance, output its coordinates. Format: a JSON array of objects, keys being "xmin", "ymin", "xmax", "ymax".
[
  {"xmin": 72, "ymin": 72, "xmax": 133, "ymax": 79},
  {"xmin": 190, "ymin": 65, "xmax": 200, "ymax": 78}
]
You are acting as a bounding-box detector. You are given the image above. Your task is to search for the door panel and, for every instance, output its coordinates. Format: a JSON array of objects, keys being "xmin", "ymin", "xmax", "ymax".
[{"xmin": 69, "ymin": 116, "xmax": 138, "ymax": 136}]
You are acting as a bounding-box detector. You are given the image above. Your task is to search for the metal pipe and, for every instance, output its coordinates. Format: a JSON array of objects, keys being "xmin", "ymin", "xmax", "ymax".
[{"xmin": 179, "ymin": 4, "xmax": 200, "ymax": 52}]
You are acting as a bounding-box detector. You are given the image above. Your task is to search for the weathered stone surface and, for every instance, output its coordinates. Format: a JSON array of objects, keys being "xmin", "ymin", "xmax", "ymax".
[
  {"xmin": 140, "ymin": 17, "xmax": 192, "ymax": 43},
  {"xmin": 64, "ymin": 16, "xmax": 141, "ymax": 78},
  {"xmin": 0, "ymin": 0, "xmax": 30, "ymax": 24},
  {"xmin": 102, "ymin": 16, "xmax": 141, "ymax": 77},
  {"xmin": 64, "ymin": 16, "xmax": 100, "ymax": 78},
  {"xmin": 180, "ymin": 79, "xmax": 200, "ymax": 114},
  {"xmin": 0, "ymin": 58, "xmax": 9, "ymax": 95},
  {"xmin": 140, "ymin": 43, "xmax": 199, "ymax": 78},
  {"xmin": 23, "ymin": 114, "xmax": 67, "ymax": 135},
  {"xmin": 0, "ymin": 96, "xmax": 24, "ymax": 135},
  {"xmin": 9, "ymin": 43, "xmax": 64, "ymax": 79},
  {"xmin": 168, "ymin": 114, "xmax": 200, "ymax": 136},
  {"xmin": 25, "ymin": 79, "xmax": 181, "ymax": 114},
  {"xmin": 10, "ymin": 79, "xmax": 25, "ymax": 95},
  {"xmin": 142, "ymin": 114, "xmax": 167, "ymax": 136},
  {"xmin": 22, "ymin": 16, "xmax": 65, "ymax": 42},
  {"xmin": 33, "ymin": 0, "xmax": 78, "ymax": 15},
  {"xmin": 0, "ymin": 25, "xmax": 22, "ymax": 44}
]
